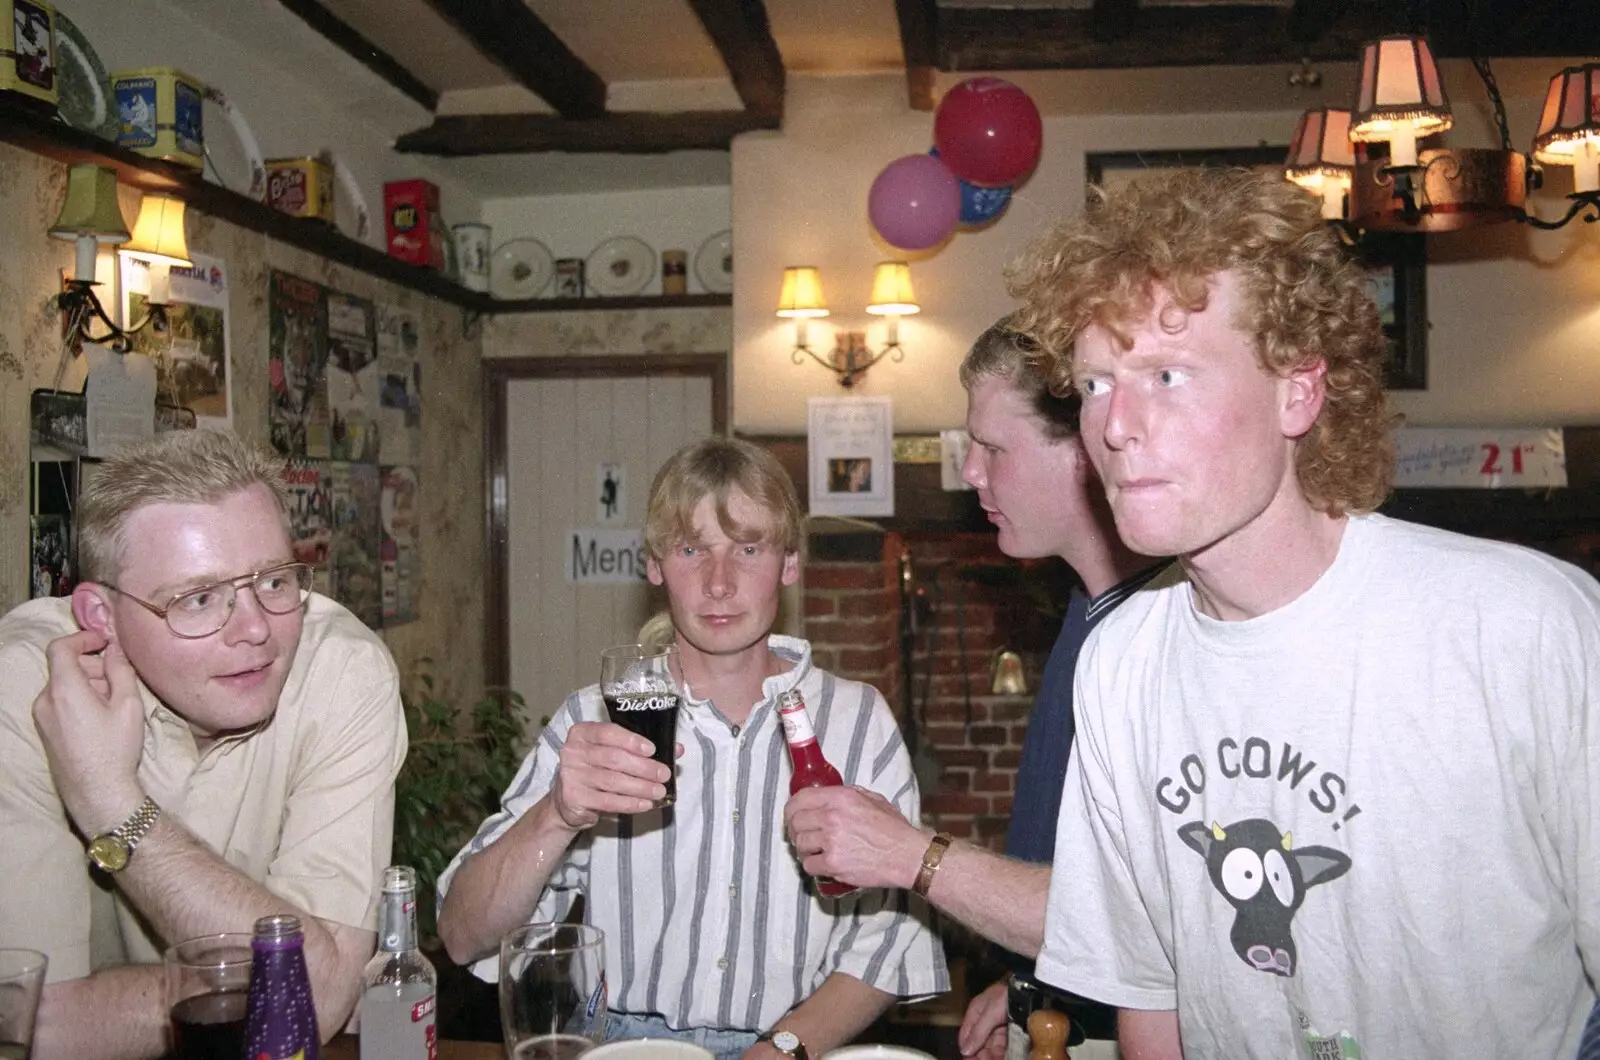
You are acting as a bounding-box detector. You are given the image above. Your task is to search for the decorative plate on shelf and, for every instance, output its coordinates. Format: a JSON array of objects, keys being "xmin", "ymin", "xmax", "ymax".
[
  {"xmin": 586, "ymin": 235, "xmax": 655, "ymax": 297},
  {"xmin": 200, "ymin": 84, "xmax": 267, "ymax": 200},
  {"xmin": 330, "ymin": 154, "xmax": 372, "ymax": 241},
  {"xmin": 53, "ymin": 10, "xmax": 117, "ymax": 141},
  {"xmin": 694, "ymin": 229, "xmax": 733, "ymax": 293},
  {"xmin": 490, "ymin": 238, "xmax": 555, "ymax": 300}
]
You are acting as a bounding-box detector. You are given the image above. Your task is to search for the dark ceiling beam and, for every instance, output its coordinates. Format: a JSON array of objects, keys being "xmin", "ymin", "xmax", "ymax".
[
  {"xmin": 1089, "ymin": 0, "xmax": 1138, "ymax": 41},
  {"xmin": 893, "ymin": 0, "xmax": 938, "ymax": 111},
  {"xmin": 421, "ymin": 0, "xmax": 606, "ymax": 119},
  {"xmin": 937, "ymin": 4, "xmax": 1600, "ymax": 70},
  {"xmin": 276, "ymin": 0, "xmax": 438, "ymax": 111},
  {"xmin": 393, "ymin": 110, "xmax": 780, "ymax": 156},
  {"xmin": 685, "ymin": 0, "xmax": 785, "ymax": 121}
]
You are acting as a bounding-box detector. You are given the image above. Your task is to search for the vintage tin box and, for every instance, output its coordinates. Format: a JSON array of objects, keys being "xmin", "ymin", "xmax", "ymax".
[
  {"xmin": 265, "ymin": 156, "xmax": 335, "ymax": 224},
  {"xmin": 384, "ymin": 178, "xmax": 445, "ymax": 268},
  {"xmin": 111, "ymin": 66, "xmax": 203, "ymax": 169},
  {"xmin": 3, "ymin": 0, "xmax": 58, "ymax": 110}
]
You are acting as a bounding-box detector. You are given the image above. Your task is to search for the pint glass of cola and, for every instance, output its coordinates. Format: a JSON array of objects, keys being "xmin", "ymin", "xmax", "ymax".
[{"xmin": 599, "ymin": 643, "xmax": 681, "ymax": 809}]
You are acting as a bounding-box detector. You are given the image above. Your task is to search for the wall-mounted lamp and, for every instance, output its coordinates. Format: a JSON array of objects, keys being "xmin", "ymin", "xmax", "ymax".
[
  {"xmin": 49, "ymin": 166, "xmax": 194, "ymax": 351},
  {"xmin": 776, "ymin": 262, "xmax": 920, "ymax": 388}
]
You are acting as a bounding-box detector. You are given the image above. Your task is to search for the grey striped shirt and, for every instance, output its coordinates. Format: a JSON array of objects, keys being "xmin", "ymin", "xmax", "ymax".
[{"xmin": 438, "ymin": 636, "xmax": 949, "ymax": 1032}]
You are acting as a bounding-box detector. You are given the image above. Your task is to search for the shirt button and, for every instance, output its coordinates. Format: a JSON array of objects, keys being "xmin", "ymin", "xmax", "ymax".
[
  {"xmin": 716, "ymin": 958, "xmax": 729, "ymax": 970},
  {"xmin": 731, "ymin": 724, "xmax": 741, "ymax": 737},
  {"xmin": 731, "ymin": 809, "xmax": 741, "ymax": 823},
  {"xmin": 728, "ymin": 886, "xmax": 737, "ymax": 899}
]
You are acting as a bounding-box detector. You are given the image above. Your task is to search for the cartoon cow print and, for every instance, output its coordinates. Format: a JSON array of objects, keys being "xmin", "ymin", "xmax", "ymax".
[{"xmin": 1178, "ymin": 818, "xmax": 1351, "ymax": 978}]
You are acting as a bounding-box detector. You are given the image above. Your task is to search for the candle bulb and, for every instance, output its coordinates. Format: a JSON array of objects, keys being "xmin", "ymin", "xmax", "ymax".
[{"xmin": 74, "ymin": 234, "xmax": 98, "ymax": 286}]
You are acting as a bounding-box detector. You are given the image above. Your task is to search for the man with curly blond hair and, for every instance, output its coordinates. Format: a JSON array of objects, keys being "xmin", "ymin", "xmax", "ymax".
[{"xmin": 1012, "ymin": 167, "xmax": 1600, "ymax": 1059}]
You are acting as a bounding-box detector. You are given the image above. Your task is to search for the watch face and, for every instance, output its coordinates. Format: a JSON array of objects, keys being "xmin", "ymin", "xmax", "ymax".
[
  {"xmin": 88, "ymin": 834, "xmax": 131, "ymax": 873},
  {"xmin": 772, "ymin": 1032, "xmax": 800, "ymax": 1054}
]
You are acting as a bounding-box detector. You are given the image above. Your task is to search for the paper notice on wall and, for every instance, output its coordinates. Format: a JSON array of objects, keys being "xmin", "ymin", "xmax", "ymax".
[
  {"xmin": 807, "ymin": 396, "xmax": 895, "ymax": 517},
  {"xmin": 84, "ymin": 346, "xmax": 157, "ymax": 457},
  {"xmin": 376, "ymin": 304, "xmax": 422, "ymax": 466},
  {"xmin": 1393, "ymin": 427, "xmax": 1566, "ymax": 488}
]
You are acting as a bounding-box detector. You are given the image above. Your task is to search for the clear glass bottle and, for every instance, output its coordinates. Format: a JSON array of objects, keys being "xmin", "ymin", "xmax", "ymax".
[
  {"xmin": 359, "ymin": 865, "xmax": 438, "ymax": 1060},
  {"xmin": 242, "ymin": 914, "xmax": 321, "ymax": 1060},
  {"xmin": 778, "ymin": 688, "xmax": 858, "ymax": 897}
]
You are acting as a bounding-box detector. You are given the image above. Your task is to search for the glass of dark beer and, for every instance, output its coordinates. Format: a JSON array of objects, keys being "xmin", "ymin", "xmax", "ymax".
[
  {"xmin": 600, "ymin": 643, "xmax": 681, "ymax": 809},
  {"xmin": 164, "ymin": 933, "xmax": 252, "ymax": 1060}
]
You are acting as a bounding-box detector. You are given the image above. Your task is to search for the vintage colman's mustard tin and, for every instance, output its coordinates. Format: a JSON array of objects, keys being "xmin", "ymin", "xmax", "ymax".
[
  {"xmin": 111, "ymin": 67, "xmax": 204, "ymax": 169},
  {"xmin": 265, "ymin": 156, "xmax": 336, "ymax": 224},
  {"xmin": 2, "ymin": 0, "xmax": 59, "ymax": 110}
]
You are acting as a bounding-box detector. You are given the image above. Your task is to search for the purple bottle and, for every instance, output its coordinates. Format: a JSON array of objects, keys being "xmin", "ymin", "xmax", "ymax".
[{"xmin": 242, "ymin": 914, "xmax": 321, "ymax": 1060}]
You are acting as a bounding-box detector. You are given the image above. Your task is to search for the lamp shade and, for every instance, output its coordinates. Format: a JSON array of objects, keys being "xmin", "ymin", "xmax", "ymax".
[
  {"xmin": 121, "ymin": 194, "xmax": 193, "ymax": 268},
  {"xmin": 1286, "ymin": 108, "xmax": 1356, "ymax": 190},
  {"xmin": 1349, "ymin": 35, "xmax": 1452, "ymax": 167},
  {"xmin": 1533, "ymin": 64, "xmax": 1600, "ymax": 193},
  {"xmin": 49, "ymin": 164, "xmax": 130, "ymax": 244},
  {"xmin": 775, "ymin": 266, "xmax": 829, "ymax": 318},
  {"xmin": 866, "ymin": 261, "xmax": 919, "ymax": 316}
]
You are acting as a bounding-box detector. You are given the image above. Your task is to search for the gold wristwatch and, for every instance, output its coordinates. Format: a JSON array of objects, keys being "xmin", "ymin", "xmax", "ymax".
[{"xmin": 86, "ymin": 796, "xmax": 162, "ymax": 873}]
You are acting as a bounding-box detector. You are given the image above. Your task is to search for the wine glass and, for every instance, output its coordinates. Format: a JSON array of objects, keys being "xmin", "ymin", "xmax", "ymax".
[{"xmin": 499, "ymin": 923, "xmax": 607, "ymax": 1060}]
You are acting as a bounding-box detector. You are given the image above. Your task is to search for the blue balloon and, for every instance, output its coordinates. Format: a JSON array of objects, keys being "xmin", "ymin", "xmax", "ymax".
[
  {"xmin": 929, "ymin": 147, "xmax": 1012, "ymax": 227},
  {"xmin": 960, "ymin": 181, "xmax": 1012, "ymax": 226}
]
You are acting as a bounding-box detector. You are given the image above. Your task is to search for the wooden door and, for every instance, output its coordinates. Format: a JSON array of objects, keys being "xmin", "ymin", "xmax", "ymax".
[{"xmin": 485, "ymin": 355, "xmax": 727, "ymax": 725}]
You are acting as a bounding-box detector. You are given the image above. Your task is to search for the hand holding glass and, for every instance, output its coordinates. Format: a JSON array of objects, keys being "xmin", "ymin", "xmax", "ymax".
[
  {"xmin": 500, "ymin": 923, "xmax": 607, "ymax": 1060},
  {"xmin": 600, "ymin": 644, "xmax": 681, "ymax": 808}
]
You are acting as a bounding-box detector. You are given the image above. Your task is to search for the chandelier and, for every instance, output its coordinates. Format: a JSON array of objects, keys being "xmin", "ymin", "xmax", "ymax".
[{"xmin": 1286, "ymin": 38, "xmax": 1600, "ymax": 233}]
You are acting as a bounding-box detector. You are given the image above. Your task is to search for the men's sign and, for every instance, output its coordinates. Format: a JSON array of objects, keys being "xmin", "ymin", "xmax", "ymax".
[{"xmin": 568, "ymin": 528, "xmax": 648, "ymax": 583}]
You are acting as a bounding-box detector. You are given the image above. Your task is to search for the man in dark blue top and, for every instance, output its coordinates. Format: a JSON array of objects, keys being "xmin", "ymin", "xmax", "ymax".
[{"xmin": 786, "ymin": 318, "xmax": 1169, "ymax": 1059}]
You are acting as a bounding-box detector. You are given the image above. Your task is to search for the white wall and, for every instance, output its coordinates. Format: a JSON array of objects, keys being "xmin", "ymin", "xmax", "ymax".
[
  {"xmin": 482, "ymin": 187, "xmax": 732, "ymax": 294},
  {"xmin": 731, "ymin": 74, "xmax": 1600, "ymax": 434},
  {"xmin": 62, "ymin": 0, "xmax": 482, "ymax": 245}
]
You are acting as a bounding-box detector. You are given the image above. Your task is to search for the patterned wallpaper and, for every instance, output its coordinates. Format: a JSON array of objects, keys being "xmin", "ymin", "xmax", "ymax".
[
  {"xmin": 483, "ymin": 306, "xmax": 731, "ymax": 359},
  {"xmin": 0, "ymin": 143, "xmax": 486, "ymax": 705}
]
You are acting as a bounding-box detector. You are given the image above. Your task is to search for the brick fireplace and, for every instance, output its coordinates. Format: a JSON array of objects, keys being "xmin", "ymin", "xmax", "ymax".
[{"xmin": 801, "ymin": 528, "xmax": 1075, "ymax": 850}]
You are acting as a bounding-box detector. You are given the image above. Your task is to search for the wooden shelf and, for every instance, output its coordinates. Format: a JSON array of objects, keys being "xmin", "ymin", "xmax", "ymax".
[
  {"xmin": 488, "ymin": 292, "xmax": 731, "ymax": 312},
  {"xmin": 0, "ymin": 99, "xmax": 736, "ymax": 317}
]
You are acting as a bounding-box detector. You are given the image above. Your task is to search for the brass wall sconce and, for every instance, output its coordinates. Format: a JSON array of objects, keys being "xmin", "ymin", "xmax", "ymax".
[
  {"xmin": 49, "ymin": 165, "xmax": 193, "ymax": 351},
  {"xmin": 776, "ymin": 262, "xmax": 920, "ymax": 388}
]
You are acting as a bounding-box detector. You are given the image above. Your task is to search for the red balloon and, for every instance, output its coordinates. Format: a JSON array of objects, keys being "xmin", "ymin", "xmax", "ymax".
[{"xmin": 934, "ymin": 77, "xmax": 1043, "ymax": 188}]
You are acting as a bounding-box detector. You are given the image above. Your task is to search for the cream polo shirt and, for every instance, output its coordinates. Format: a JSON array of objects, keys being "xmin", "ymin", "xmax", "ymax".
[{"xmin": 0, "ymin": 593, "xmax": 406, "ymax": 983}]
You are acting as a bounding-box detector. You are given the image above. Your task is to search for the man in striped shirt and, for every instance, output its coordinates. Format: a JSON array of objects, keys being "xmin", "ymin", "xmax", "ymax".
[{"xmin": 438, "ymin": 437, "xmax": 948, "ymax": 1060}]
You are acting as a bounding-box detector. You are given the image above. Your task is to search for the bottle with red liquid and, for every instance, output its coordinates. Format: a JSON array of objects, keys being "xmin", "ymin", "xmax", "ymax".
[
  {"xmin": 242, "ymin": 914, "xmax": 321, "ymax": 1060},
  {"xmin": 779, "ymin": 688, "xmax": 858, "ymax": 898}
]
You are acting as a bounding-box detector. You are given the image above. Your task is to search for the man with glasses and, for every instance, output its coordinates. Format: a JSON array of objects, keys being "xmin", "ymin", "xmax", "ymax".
[{"xmin": 0, "ymin": 430, "xmax": 406, "ymax": 1060}]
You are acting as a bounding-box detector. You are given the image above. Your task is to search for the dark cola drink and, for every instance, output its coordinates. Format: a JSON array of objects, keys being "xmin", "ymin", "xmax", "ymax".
[
  {"xmin": 170, "ymin": 990, "xmax": 248, "ymax": 1060},
  {"xmin": 604, "ymin": 691, "xmax": 680, "ymax": 807}
]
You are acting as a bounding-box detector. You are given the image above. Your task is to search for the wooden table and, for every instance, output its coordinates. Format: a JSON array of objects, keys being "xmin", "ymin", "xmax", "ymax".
[{"xmin": 325, "ymin": 1032, "xmax": 503, "ymax": 1059}]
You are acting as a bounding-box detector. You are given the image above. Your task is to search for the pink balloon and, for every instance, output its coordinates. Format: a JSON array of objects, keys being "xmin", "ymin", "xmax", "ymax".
[
  {"xmin": 934, "ymin": 77, "xmax": 1043, "ymax": 188},
  {"xmin": 868, "ymin": 154, "xmax": 961, "ymax": 251}
]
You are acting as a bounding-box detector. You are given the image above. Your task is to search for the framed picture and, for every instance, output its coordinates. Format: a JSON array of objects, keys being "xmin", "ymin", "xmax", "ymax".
[{"xmin": 1086, "ymin": 147, "xmax": 1427, "ymax": 390}]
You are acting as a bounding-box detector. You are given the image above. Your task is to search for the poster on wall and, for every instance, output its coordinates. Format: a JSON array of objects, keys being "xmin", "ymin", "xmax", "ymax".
[
  {"xmin": 123, "ymin": 254, "xmax": 234, "ymax": 427},
  {"xmin": 806, "ymin": 396, "xmax": 895, "ymax": 518},
  {"xmin": 269, "ymin": 269, "xmax": 330, "ymax": 458},
  {"xmin": 285, "ymin": 459, "xmax": 334, "ymax": 597},
  {"xmin": 376, "ymin": 304, "xmax": 422, "ymax": 466},
  {"xmin": 381, "ymin": 465, "xmax": 419, "ymax": 624},
  {"xmin": 329, "ymin": 461, "xmax": 383, "ymax": 628},
  {"xmin": 326, "ymin": 292, "xmax": 380, "ymax": 463}
]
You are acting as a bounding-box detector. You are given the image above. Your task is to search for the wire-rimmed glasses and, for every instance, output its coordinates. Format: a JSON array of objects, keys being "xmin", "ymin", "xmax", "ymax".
[{"xmin": 105, "ymin": 562, "xmax": 315, "ymax": 639}]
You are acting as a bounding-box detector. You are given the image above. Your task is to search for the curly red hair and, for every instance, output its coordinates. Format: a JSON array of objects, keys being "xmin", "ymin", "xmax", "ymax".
[{"xmin": 1006, "ymin": 167, "xmax": 1396, "ymax": 515}]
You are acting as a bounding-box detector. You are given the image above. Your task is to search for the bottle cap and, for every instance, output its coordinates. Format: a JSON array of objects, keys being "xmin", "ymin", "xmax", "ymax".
[{"xmin": 778, "ymin": 689, "xmax": 805, "ymax": 711}]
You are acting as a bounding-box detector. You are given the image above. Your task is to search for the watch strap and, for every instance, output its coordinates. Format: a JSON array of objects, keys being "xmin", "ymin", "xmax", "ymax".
[{"xmin": 912, "ymin": 831, "xmax": 953, "ymax": 897}]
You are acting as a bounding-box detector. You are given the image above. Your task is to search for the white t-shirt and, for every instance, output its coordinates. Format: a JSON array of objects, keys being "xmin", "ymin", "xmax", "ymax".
[{"xmin": 1037, "ymin": 513, "xmax": 1600, "ymax": 1059}]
